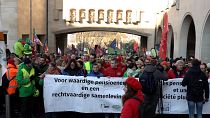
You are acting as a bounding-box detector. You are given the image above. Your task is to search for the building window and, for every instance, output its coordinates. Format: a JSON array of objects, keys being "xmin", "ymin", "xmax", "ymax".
[
  {"xmin": 88, "ymin": 9, "xmax": 95, "ymax": 23},
  {"xmin": 70, "ymin": 9, "xmax": 76, "ymax": 23},
  {"xmin": 79, "ymin": 9, "xmax": 86, "ymax": 23},
  {"xmin": 126, "ymin": 10, "xmax": 132, "ymax": 24},
  {"xmin": 22, "ymin": 34, "xmax": 29, "ymax": 42},
  {"xmin": 107, "ymin": 9, "xmax": 113, "ymax": 24},
  {"xmin": 116, "ymin": 10, "xmax": 123, "ymax": 24},
  {"xmin": 98, "ymin": 9, "xmax": 104, "ymax": 23}
]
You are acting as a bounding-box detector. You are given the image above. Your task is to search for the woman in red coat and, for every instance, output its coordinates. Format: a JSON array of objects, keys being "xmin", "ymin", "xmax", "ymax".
[{"xmin": 120, "ymin": 77, "xmax": 144, "ymax": 118}]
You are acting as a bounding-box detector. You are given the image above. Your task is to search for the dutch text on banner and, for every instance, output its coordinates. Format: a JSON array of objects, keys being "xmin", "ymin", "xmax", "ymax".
[
  {"xmin": 160, "ymin": 78, "xmax": 210, "ymax": 114},
  {"xmin": 44, "ymin": 75, "xmax": 125, "ymax": 113}
]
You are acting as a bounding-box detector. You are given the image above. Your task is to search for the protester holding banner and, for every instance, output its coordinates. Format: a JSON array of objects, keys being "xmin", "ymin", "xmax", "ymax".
[
  {"xmin": 104, "ymin": 59, "xmax": 123, "ymax": 77},
  {"xmin": 84, "ymin": 54, "xmax": 96, "ymax": 74},
  {"xmin": 181, "ymin": 59, "xmax": 209, "ymax": 118},
  {"xmin": 87, "ymin": 63, "xmax": 103, "ymax": 77},
  {"xmin": 62, "ymin": 59, "xmax": 84, "ymax": 76},
  {"xmin": 123, "ymin": 63, "xmax": 139, "ymax": 77},
  {"xmin": 39, "ymin": 62, "xmax": 61, "ymax": 118},
  {"xmin": 167, "ymin": 60, "xmax": 187, "ymax": 79},
  {"xmin": 116, "ymin": 55, "xmax": 127, "ymax": 74},
  {"xmin": 96, "ymin": 61, "xmax": 106, "ymax": 76},
  {"xmin": 85, "ymin": 63, "xmax": 104, "ymax": 118},
  {"xmin": 39, "ymin": 62, "xmax": 61, "ymax": 85},
  {"xmin": 120, "ymin": 77, "xmax": 144, "ymax": 118}
]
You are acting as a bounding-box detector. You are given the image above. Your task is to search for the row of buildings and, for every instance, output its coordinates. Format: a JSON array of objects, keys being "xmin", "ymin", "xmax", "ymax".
[{"xmin": 0, "ymin": 0, "xmax": 210, "ymax": 62}]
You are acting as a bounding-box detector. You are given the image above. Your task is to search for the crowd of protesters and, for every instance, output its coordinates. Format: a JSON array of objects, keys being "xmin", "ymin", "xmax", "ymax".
[{"xmin": 0, "ymin": 39, "xmax": 209, "ymax": 118}]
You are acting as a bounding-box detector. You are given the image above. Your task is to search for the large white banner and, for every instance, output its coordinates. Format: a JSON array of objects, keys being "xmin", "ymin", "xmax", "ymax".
[
  {"xmin": 44, "ymin": 75, "xmax": 210, "ymax": 114},
  {"xmin": 44, "ymin": 75, "xmax": 125, "ymax": 113},
  {"xmin": 0, "ymin": 41, "xmax": 6, "ymax": 86},
  {"xmin": 161, "ymin": 78, "xmax": 210, "ymax": 114}
]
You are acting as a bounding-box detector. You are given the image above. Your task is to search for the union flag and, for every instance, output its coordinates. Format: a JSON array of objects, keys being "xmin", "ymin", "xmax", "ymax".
[{"xmin": 159, "ymin": 12, "xmax": 168, "ymax": 60}]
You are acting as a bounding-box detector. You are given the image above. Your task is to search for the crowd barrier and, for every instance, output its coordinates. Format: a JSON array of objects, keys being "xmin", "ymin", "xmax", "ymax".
[{"xmin": 44, "ymin": 75, "xmax": 210, "ymax": 114}]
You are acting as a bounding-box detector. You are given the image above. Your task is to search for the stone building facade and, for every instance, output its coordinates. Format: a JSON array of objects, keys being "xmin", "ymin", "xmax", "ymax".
[
  {"xmin": 0, "ymin": 0, "xmax": 18, "ymax": 49},
  {"xmin": 156, "ymin": 0, "xmax": 210, "ymax": 62},
  {"xmin": 2, "ymin": 0, "xmax": 210, "ymax": 62}
]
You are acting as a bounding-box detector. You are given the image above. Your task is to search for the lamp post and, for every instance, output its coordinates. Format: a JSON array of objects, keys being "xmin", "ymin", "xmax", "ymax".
[{"xmin": 46, "ymin": 0, "xmax": 48, "ymax": 44}]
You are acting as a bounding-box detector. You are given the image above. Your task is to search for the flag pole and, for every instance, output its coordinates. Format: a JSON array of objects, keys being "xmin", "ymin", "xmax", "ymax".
[
  {"xmin": 30, "ymin": 0, "xmax": 33, "ymax": 42},
  {"xmin": 46, "ymin": 0, "xmax": 48, "ymax": 45}
]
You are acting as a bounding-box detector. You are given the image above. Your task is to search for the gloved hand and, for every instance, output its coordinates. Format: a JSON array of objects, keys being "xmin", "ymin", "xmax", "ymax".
[{"xmin": 33, "ymin": 89, "xmax": 39, "ymax": 97}]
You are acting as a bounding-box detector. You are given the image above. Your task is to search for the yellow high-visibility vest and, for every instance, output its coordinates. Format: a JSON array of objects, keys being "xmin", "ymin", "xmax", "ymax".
[{"xmin": 21, "ymin": 68, "xmax": 35, "ymax": 87}]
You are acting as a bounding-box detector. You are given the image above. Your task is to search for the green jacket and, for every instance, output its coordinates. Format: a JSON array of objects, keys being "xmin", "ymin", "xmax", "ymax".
[
  {"xmin": 13, "ymin": 41, "xmax": 24, "ymax": 58},
  {"xmin": 16, "ymin": 64, "xmax": 37, "ymax": 97}
]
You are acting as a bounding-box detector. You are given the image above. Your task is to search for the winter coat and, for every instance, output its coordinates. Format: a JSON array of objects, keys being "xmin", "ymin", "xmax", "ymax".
[
  {"xmin": 117, "ymin": 63, "xmax": 127, "ymax": 74},
  {"xmin": 38, "ymin": 64, "xmax": 49, "ymax": 74},
  {"xmin": 16, "ymin": 64, "xmax": 37, "ymax": 97},
  {"xmin": 62, "ymin": 68, "xmax": 84, "ymax": 76},
  {"xmin": 167, "ymin": 67, "xmax": 186, "ymax": 79},
  {"xmin": 142, "ymin": 64, "xmax": 168, "ymax": 95},
  {"xmin": 99, "ymin": 68, "xmax": 106, "ymax": 76},
  {"xmin": 39, "ymin": 67, "xmax": 61, "ymax": 86},
  {"xmin": 104, "ymin": 67, "xmax": 124, "ymax": 77},
  {"xmin": 123, "ymin": 68, "xmax": 140, "ymax": 78},
  {"xmin": 87, "ymin": 71, "xmax": 103, "ymax": 77},
  {"xmin": 13, "ymin": 41, "xmax": 24, "ymax": 58},
  {"xmin": 6, "ymin": 63, "xmax": 18, "ymax": 95},
  {"xmin": 182, "ymin": 66, "xmax": 209, "ymax": 102},
  {"xmin": 120, "ymin": 91, "xmax": 144, "ymax": 118}
]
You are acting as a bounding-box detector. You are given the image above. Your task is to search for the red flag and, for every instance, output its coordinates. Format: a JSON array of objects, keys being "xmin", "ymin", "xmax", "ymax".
[
  {"xmin": 159, "ymin": 13, "xmax": 168, "ymax": 60},
  {"xmin": 133, "ymin": 41, "xmax": 139, "ymax": 52},
  {"xmin": 44, "ymin": 45, "xmax": 49, "ymax": 53},
  {"xmin": 43, "ymin": 38, "xmax": 49, "ymax": 53}
]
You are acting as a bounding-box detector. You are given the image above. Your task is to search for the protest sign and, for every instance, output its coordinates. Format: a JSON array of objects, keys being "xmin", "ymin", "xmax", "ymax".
[
  {"xmin": 44, "ymin": 76, "xmax": 210, "ymax": 114},
  {"xmin": 44, "ymin": 75, "xmax": 125, "ymax": 113}
]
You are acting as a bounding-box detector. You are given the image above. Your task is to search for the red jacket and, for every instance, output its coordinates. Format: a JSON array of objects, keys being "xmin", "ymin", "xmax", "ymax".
[
  {"xmin": 117, "ymin": 63, "xmax": 127, "ymax": 74},
  {"xmin": 120, "ymin": 91, "xmax": 144, "ymax": 118},
  {"xmin": 167, "ymin": 68, "xmax": 186, "ymax": 79},
  {"xmin": 99, "ymin": 68, "xmax": 106, "ymax": 76},
  {"xmin": 104, "ymin": 67, "xmax": 124, "ymax": 77}
]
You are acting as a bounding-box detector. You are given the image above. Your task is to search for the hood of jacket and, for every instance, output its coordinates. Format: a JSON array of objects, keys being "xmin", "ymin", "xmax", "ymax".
[{"xmin": 135, "ymin": 90, "xmax": 144, "ymax": 103}]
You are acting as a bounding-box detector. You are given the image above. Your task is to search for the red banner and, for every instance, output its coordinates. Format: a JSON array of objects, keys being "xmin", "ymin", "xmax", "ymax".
[{"xmin": 159, "ymin": 13, "xmax": 168, "ymax": 60}]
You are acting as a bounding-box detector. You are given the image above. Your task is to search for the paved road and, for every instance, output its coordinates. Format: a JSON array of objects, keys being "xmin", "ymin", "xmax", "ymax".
[{"xmin": 0, "ymin": 113, "xmax": 210, "ymax": 118}]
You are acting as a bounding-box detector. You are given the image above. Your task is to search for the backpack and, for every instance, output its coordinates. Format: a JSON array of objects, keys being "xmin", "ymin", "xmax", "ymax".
[{"xmin": 139, "ymin": 71, "xmax": 157, "ymax": 95}]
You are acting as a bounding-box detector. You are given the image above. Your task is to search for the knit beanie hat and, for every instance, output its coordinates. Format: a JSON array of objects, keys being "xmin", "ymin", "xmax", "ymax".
[
  {"xmin": 161, "ymin": 61, "xmax": 168, "ymax": 67},
  {"xmin": 125, "ymin": 77, "xmax": 142, "ymax": 91},
  {"xmin": 23, "ymin": 44, "xmax": 32, "ymax": 55},
  {"xmin": 7, "ymin": 59, "xmax": 15, "ymax": 66}
]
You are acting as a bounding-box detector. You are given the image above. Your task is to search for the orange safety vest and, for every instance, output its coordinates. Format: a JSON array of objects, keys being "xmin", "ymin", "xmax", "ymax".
[{"xmin": 6, "ymin": 67, "xmax": 18, "ymax": 95}]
